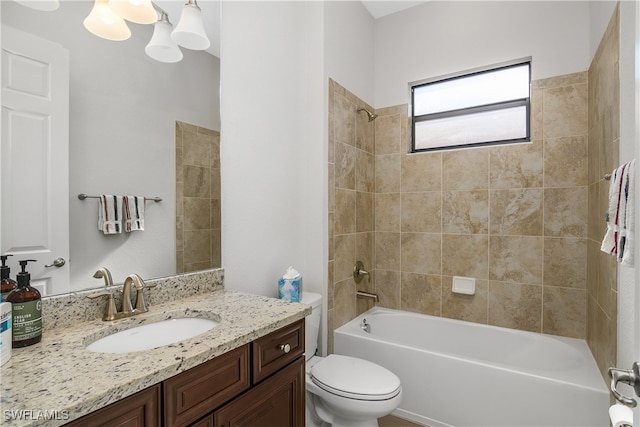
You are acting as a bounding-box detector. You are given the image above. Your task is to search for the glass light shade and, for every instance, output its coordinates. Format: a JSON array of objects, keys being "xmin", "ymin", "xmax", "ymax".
[
  {"xmin": 13, "ymin": 0, "xmax": 59, "ymax": 11},
  {"xmin": 108, "ymin": 0, "xmax": 157, "ymax": 25},
  {"xmin": 171, "ymin": 2, "xmax": 211, "ymax": 51},
  {"xmin": 145, "ymin": 18, "xmax": 183, "ymax": 63},
  {"xmin": 84, "ymin": 0, "xmax": 131, "ymax": 41}
]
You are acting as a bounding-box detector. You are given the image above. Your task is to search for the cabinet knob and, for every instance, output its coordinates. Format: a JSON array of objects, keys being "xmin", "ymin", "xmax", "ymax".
[{"xmin": 279, "ymin": 343, "xmax": 291, "ymax": 353}]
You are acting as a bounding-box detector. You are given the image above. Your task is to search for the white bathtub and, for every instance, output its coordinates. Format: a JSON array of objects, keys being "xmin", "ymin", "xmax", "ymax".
[{"xmin": 334, "ymin": 307, "xmax": 609, "ymax": 427}]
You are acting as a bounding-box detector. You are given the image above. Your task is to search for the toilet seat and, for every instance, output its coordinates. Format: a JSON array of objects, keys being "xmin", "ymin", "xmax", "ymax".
[{"xmin": 310, "ymin": 354, "xmax": 401, "ymax": 401}]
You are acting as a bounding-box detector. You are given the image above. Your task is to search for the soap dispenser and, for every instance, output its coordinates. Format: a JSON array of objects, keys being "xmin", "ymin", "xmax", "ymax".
[
  {"xmin": 0, "ymin": 255, "xmax": 17, "ymax": 302},
  {"xmin": 6, "ymin": 259, "xmax": 42, "ymax": 348}
]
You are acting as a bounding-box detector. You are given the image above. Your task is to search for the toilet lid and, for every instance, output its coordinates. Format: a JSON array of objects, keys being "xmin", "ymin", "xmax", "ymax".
[{"xmin": 310, "ymin": 354, "xmax": 401, "ymax": 401}]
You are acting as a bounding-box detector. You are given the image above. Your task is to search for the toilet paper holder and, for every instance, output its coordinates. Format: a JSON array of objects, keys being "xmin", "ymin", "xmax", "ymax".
[{"xmin": 609, "ymin": 362, "xmax": 640, "ymax": 407}]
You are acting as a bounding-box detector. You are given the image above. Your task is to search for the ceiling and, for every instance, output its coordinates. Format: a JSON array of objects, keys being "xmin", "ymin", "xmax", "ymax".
[
  {"xmin": 155, "ymin": 0, "xmax": 427, "ymax": 59},
  {"xmin": 360, "ymin": 0, "xmax": 427, "ymax": 19}
]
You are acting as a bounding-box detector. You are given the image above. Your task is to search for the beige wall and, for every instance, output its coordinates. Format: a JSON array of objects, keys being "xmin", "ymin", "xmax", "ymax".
[
  {"xmin": 587, "ymin": 5, "xmax": 619, "ymax": 380},
  {"xmin": 176, "ymin": 122, "xmax": 222, "ymax": 274}
]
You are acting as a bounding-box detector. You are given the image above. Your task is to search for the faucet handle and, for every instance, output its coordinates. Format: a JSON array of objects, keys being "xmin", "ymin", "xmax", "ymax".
[{"xmin": 87, "ymin": 291, "xmax": 118, "ymax": 321}]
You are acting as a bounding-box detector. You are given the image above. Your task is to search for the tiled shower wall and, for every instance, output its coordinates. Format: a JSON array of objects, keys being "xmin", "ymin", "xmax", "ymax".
[
  {"xmin": 587, "ymin": 5, "xmax": 619, "ymax": 380},
  {"xmin": 328, "ymin": 70, "xmax": 591, "ymax": 352},
  {"xmin": 176, "ymin": 121, "xmax": 222, "ymax": 273}
]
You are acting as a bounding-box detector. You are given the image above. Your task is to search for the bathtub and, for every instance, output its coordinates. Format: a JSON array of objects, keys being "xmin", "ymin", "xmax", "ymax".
[{"xmin": 334, "ymin": 307, "xmax": 609, "ymax": 427}]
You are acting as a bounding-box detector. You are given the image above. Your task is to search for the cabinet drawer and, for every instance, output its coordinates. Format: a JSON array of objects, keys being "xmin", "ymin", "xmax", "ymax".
[
  {"xmin": 251, "ymin": 319, "xmax": 304, "ymax": 384},
  {"xmin": 164, "ymin": 345, "xmax": 250, "ymax": 427}
]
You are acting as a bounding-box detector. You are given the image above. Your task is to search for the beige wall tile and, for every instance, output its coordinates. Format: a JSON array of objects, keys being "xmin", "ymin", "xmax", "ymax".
[
  {"xmin": 442, "ymin": 234, "xmax": 488, "ymax": 278},
  {"xmin": 401, "ymin": 232, "xmax": 442, "ymax": 275},
  {"xmin": 184, "ymin": 197, "xmax": 211, "ymax": 230},
  {"xmin": 355, "ymin": 232, "xmax": 374, "ymax": 276},
  {"xmin": 184, "ymin": 230, "xmax": 212, "ymax": 264},
  {"xmin": 356, "ymin": 149, "xmax": 375, "ymax": 193},
  {"xmin": 542, "ymin": 83, "xmax": 588, "ymax": 139},
  {"xmin": 334, "ymin": 278, "xmax": 357, "ymax": 327},
  {"xmin": 587, "ymin": 183, "xmax": 600, "ymax": 241},
  {"xmin": 334, "ymin": 189, "xmax": 356, "ymax": 235},
  {"xmin": 375, "ymin": 114, "xmax": 402, "ymax": 154},
  {"xmin": 544, "ymin": 136, "xmax": 588, "ymax": 187},
  {"xmin": 375, "ymin": 232, "xmax": 401, "ymax": 270},
  {"xmin": 335, "ymin": 142, "xmax": 357, "ymax": 190},
  {"xmin": 184, "ymin": 165, "xmax": 211, "ymax": 198},
  {"xmin": 375, "ymin": 269, "xmax": 401, "ymax": 309},
  {"xmin": 489, "ymin": 188, "xmax": 543, "ymax": 236},
  {"xmin": 376, "ymin": 154, "xmax": 402, "ymax": 193},
  {"xmin": 586, "ymin": 240, "xmax": 600, "ymax": 298},
  {"xmin": 489, "ymin": 140, "xmax": 543, "ymax": 189},
  {"xmin": 402, "ymin": 191, "xmax": 442, "ymax": 233},
  {"xmin": 442, "ymin": 277, "xmax": 488, "ymax": 323},
  {"xmin": 543, "ymin": 187, "xmax": 588, "ymax": 237},
  {"xmin": 443, "ymin": 149, "xmax": 489, "ymax": 190},
  {"xmin": 334, "ymin": 233, "xmax": 356, "ymax": 282},
  {"xmin": 332, "ymin": 93, "xmax": 355, "ymax": 146},
  {"xmin": 356, "ymin": 108, "xmax": 375, "ymax": 154},
  {"xmin": 488, "ymin": 281, "xmax": 542, "ymax": 332},
  {"xmin": 489, "ymin": 235, "xmax": 543, "ymax": 284},
  {"xmin": 402, "ymin": 153, "xmax": 442, "ymax": 192},
  {"xmin": 543, "ymin": 237, "xmax": 587, "ymax": 288},
  {"xmin": 356, "ymin": 191, "xmax": 374, "ymax": 233},
  {"xmin": 183, "ymin": 130, "xmax": 213, "ymax": 167},
  {"xmin": 375, "ymin": 193, "xmax": 401, "ymax": 232},
  {"xmin": 442, "ymin": 190, "xmax": 488, "ymax": 234},
  {"xmin": 543, "ymin": 287, "xmax": 586, "ymax": 338},
  {"xmin": 400, "ymin": 273, "xmax": 442, "ymax": 316}
]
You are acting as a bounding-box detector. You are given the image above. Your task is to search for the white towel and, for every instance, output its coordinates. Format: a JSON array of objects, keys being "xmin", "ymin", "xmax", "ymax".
[
  {"xmin": 98, "ymin": 195, "xmax": 123, "ymax": 234},
  {"xmin": 601, "ymin": 160, "xmax": 635, "ymax": 266},
  {"xmin": 123, "ymin": 196, "xmax": 145, "ymax": 232}
]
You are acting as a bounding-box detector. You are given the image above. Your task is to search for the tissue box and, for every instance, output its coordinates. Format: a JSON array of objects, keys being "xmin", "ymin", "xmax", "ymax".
[{"xmin": 278, "ymin": 276, "xmax": 302, "ymax": 302}]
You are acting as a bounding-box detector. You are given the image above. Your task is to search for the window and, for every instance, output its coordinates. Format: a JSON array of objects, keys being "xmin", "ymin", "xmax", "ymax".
[{"xmin": 410, "ymin": 59, "xmax": 531, "ymax": 152}]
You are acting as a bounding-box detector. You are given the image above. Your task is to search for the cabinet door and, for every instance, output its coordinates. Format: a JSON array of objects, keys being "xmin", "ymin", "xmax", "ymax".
[
  {"xmin": 214, "ymin": 357, "xmax": 305, "ymax": 427},
  {"xmin": 164, "ymin": 345, "xmax": 250, "ymax": 427},
  {"xmin": 64, "ymin": 384, "xmax": 160, "ymax": 427}
]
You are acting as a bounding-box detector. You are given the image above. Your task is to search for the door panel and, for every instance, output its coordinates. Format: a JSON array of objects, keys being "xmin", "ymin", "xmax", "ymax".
[{"xmin": 1, "ymin": 26, "xmax": 70, "ymax": 295}]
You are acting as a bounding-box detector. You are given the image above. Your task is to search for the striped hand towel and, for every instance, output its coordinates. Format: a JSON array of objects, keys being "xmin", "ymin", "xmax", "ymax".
[
  {"xmin": 123, "ymin": 196, "xmax": 145, "ymax": 232},
  {"xmin": 98, "ymin": 195, "xmax": 123, "ymax": 234}
]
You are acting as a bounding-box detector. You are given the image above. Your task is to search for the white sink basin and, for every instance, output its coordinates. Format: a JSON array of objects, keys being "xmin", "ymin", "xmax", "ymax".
[{"xmin": 86, "ymin": 318, "xmax": 219, "ymax": 354}]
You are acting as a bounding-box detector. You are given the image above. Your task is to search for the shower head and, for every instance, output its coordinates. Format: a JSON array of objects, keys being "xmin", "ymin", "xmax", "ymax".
[{"xmin": 357, "ymin": 107, "xmax": 378, "ymax": 122}]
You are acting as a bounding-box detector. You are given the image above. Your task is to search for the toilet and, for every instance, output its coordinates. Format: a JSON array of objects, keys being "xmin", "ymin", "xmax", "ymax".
[{"xmin": 301, "ymin": 292, "xmax": 402, "ymax": 427}]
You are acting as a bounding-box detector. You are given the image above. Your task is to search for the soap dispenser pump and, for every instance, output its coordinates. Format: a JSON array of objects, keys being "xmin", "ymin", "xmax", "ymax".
[
  {"xmin": 0, "ymin": 255, "xmax": 17, "ymax": 302},
  {"xmin": 6, "ymin": 259, "xmax": 42, "ymax": 348}
]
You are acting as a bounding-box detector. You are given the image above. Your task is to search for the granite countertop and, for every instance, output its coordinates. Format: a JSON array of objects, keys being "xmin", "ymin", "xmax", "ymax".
[{"xmin": 0, "ymin": 290, "xmax": 311, "ymax": 426}]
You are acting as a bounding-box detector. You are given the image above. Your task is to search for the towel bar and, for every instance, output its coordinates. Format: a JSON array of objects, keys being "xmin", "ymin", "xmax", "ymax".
[
  {"xmin": 605, "ymin": 174, "xmax": 612, "ymax": 180},
  {"xmin": 78, "ymin": 193, "xmax": 162, "ymax": 202}
]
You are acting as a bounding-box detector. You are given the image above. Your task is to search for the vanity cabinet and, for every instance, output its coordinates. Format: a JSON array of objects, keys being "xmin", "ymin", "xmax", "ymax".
[{"xmin": 65, "ymin": 319, "xmax": 305, "ymax": 427}]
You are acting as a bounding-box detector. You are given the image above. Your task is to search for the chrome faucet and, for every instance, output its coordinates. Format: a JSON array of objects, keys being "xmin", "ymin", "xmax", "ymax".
[{"xmin": 87, "ymin": 271, "xmax": 155, "ymax": 321}]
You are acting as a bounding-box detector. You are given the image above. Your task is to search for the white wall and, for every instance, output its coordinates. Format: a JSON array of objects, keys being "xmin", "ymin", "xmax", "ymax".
[
  {"xmin": 220, "ymin": 1, "xmax": 325, "ymax": 298},
  {"xmin": 374, "ymin": 1, "xmax": 591, "ymax": 108},
  {"xmin": 2, "ymin": 1, "xmax": 220, "ymax": 291},
  {"xmin": 590, "ymin": 1, "xmax": 619, "ymax": 61},
  {"xmin": 324, "ymin": 1, "xmax": 376, "ymax": 106}
]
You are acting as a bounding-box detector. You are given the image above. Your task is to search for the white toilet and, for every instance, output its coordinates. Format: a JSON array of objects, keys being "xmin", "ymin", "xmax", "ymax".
[{"xmin": 301, "ymin": 292, "xmax": 402, "ymax": 427}]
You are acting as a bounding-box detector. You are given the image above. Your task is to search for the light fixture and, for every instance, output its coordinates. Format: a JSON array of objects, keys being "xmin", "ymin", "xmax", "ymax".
[
  {"xmin": 12, "ymin": 0, "xmax": 59, "ymax": 11},
  {"xmin": 145, "ymin": 12, "xmax": 183, "ymax": 63},
  {"xmin": 108, "ymin": 0, "xmax": 157, "ymax": 25},
  {"xmin": 84, "ymin": 0, "xmax": 131, "ymax": 41},
  {"xmin": 171, "ymin": 0, "xmax": 211, "ymax": 51}
]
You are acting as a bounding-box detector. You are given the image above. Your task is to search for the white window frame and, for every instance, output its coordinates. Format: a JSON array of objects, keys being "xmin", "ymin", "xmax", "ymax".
[{"xmin": 410, "ymin": 58, "xmax": 532, "ymax": 153}]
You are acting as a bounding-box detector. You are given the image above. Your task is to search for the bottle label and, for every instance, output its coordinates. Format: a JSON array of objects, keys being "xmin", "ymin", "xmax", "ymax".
[{"xmin": 11, "ymin": 300, "xmax": 42, "ymax": 341}]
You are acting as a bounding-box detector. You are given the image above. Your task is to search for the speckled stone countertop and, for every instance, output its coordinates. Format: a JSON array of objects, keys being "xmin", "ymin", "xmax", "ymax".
[{"xmin": 0, "ymin": 280, "xmax": 310, "ymax": 426}]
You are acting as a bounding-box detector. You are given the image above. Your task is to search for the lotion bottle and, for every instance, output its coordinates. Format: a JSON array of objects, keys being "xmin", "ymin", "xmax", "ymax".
[
  {"xmin": 6, "ymin": 259, "xmax": 42, "ymax": 348},
  {"xmin": 0, "ymin": 255, "xmax": 17, "ymax": 302}
]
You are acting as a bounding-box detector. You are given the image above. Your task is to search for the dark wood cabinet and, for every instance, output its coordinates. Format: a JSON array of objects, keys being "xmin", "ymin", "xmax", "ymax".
[
  {"xmin": 164, "ymin": 345, "xmax": 250, "ymax": 427},
  {"xmin": 64, "ymin": 384, "xmax": 160, "ymax": 427},
  {"xmin": 65, "ymin": 320, "xmax": 305, "ymax": 427},
  {"xmin": 214, "ymin": 357, "xmax": 305, "ymax": 427}
]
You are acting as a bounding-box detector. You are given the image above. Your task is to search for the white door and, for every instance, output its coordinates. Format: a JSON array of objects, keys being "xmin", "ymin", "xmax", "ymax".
[{"xmin": 1, "ymin": 25, "xmax": 70, "ymax": 296}]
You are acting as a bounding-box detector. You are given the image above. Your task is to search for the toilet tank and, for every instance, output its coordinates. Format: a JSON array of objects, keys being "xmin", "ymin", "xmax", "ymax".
[{"xmin": 300, "ymin": 292, "xmax": 322, "ymax": 360}]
